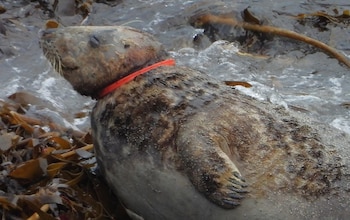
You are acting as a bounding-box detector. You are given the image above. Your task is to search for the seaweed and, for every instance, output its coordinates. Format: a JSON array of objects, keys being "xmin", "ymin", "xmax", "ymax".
[
  {"xmin": 0, "ymin": 95, "xmax": 127, "ymax": 219},
  {"xmin": 295, "ymin": 9, "xmax": 350, "ymax": 31},
  {"xmin": 191, "ymin": 9, "xmax": 350, "ymax": 68}
]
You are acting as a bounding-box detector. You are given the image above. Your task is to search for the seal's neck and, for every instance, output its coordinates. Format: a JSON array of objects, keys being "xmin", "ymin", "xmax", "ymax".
[{"xmin": 98, "ymin": 59, "xmax": 176, "ymax": 98}]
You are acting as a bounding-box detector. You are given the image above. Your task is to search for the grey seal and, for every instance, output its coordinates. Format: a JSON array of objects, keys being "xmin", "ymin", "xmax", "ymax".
[{"xmin": 40, "ymin": 26, "xmax": 350, "ymax": 220}]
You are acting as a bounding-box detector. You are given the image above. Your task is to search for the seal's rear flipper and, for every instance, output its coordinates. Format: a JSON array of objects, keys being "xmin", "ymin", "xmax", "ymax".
[{"xmin": 176, "ymin": 125, "xmax": 248, "ymax": 209}]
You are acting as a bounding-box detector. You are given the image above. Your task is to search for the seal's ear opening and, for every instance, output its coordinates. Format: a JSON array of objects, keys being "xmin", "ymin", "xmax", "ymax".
[{"xmin": 123, "ymin": 43, "xmax": 130, "ymax": 49}]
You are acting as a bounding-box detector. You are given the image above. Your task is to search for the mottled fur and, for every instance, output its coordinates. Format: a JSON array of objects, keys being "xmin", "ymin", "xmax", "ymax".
[{"xmin": 41, "ymin": 26, "xmax": 350, "ymax": 220}]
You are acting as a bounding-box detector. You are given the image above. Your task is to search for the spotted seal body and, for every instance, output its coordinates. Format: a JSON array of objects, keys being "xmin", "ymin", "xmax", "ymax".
[{"xmin": 41, "ymin": 26, "xmax": 350, "ymax": 219}]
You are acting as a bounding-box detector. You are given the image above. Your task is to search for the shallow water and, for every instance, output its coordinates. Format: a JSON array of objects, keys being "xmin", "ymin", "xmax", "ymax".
[{"xmin": 0, "ymin": 0, "xmax": 350, "ymax": 133}]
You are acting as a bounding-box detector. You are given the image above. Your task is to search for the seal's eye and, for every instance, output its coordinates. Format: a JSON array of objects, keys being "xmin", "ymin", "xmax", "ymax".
[{"xmin": 89, "ymin": 35, "xmax": 100, "ymax": 48}]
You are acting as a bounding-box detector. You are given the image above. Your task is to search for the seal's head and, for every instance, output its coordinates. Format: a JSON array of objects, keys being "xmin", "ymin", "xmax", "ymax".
[{"xmin": 40, "ymin": 26, "xmax": 167, "ymax": 98}]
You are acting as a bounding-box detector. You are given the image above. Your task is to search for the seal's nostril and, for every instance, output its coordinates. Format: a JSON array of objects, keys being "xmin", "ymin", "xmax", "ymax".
[{"xmin": 39, "ymin": 28, "xmax": 56, "ymax": 39}]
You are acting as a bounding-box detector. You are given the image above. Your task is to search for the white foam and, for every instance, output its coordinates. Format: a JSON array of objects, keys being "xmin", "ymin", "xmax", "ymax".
[
  {"xmin": 330, "ymin": 117, "xmax": 350, "ymax": 134},
  {"xmin": 329, "ymin": 77, "xmax": 343, "ymax": 95}
]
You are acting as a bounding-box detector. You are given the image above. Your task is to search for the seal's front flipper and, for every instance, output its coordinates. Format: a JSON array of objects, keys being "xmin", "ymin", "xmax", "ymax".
[{"xmin": 176, "ymin": 126, "xmax": 248, "ymax": 209}]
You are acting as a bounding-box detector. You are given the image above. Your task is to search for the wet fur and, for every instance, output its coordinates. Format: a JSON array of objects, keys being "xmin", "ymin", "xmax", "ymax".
[{"xmin": 41, "ymin": 26, "xmax": 350, "ymax": 219}]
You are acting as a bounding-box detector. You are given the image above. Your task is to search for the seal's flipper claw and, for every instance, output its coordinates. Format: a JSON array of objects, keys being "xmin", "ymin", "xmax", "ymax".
[
  {"xmin": 229, "ymin": 186, "xmax": 249, "ymax": 194},
  {"xmin": 229, "ymin": 176, "xmax": 248, "ymax": 187},
  {"xmin": 228, "ymin": 192, "xmax": 245, "ymax": 200},
  {"xmin": 222, "ymin": 199, "xmax": 240, "ymax": 208}
]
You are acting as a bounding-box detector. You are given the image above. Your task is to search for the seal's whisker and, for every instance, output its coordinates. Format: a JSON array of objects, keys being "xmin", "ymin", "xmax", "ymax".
[
  {"xmin": 43, "ymin": 43, "xmax": 63, "ymax": 76},
  {"xmin": 52, "ymin": 55, "xmax": 62, "ymax": 76},
  {"xmin": 57, "ymin": 58, "xmax": 62, "ymax": 75}
]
